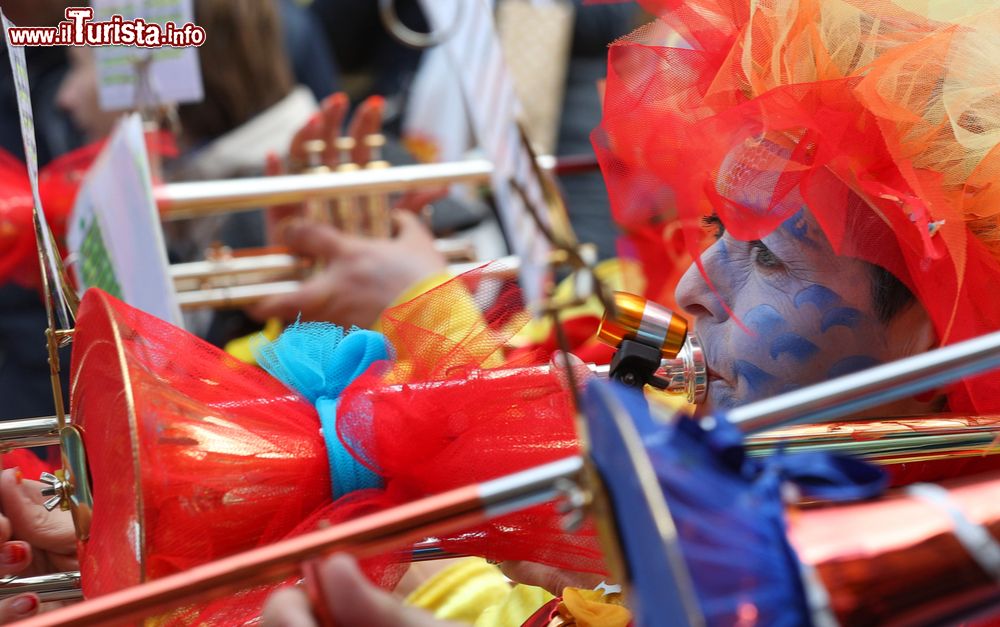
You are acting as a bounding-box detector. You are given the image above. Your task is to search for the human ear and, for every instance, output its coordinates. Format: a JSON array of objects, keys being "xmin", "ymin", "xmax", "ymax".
[{"xmin": 885, "ymin": 300, "xmax": 937, "ymax": 358}]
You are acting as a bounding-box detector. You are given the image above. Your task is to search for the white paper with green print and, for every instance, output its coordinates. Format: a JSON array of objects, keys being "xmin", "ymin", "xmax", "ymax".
[
  {"xmin": 92, "ymin": 0, "xmax": 204, "ymax": 111},
  {"xmin": 68, "ymin": 114, "xmax": 180, "ymax": 324}
]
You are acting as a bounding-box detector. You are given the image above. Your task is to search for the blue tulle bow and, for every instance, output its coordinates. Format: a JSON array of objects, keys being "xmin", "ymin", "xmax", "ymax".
[
  {"xmin": 585, "ymin": 380, "xmax": 888, "ymax": 627},
  {"xmin": 254, "ymin": 321, "xmax": 390, "ymax": 500}
]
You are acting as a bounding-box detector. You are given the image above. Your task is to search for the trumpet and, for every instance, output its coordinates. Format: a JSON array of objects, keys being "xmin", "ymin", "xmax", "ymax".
[
  {"xmin": 155, "ymin": 152, "xmax": 594, "ymax": 220},
  {"xmin": 156, "ymin": 145, "xmax": 599, "ymax": 309}
]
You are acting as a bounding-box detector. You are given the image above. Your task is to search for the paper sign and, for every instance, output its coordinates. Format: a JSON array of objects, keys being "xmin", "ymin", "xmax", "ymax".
[
  {"xmin": 68, "ymin": 114, "xmax": 181, "ymax": 324},
  {"xmin": 417, "ymin": 0, "xmax": 552, "ymax": 311},
  {"xmin": 92, "ymin": 0, "xmax": 204, "ymax": 111},
  {"xmin": 1, "ymin": 12, "xmax": 75, "ymax": 328}
]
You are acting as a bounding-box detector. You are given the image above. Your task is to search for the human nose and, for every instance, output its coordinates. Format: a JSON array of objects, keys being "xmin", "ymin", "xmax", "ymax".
[{"xmin": 673, "ymin": 240, "xmax": 731, "ymax": 324}]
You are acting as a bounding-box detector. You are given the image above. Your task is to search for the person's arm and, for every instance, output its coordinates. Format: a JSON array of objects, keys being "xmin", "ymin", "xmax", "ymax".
[{"xmin": 261, "ymin": 553, "xmax": 461, "ymax": 627}]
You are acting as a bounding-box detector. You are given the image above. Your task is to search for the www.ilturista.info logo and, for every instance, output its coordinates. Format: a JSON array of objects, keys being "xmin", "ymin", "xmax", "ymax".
[{"xmin": 6, "ymin": 8, "xmax": 206, "ymax": 48}]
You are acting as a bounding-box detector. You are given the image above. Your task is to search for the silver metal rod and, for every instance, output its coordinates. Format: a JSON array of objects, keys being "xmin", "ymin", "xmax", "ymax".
[
  {"xmin": 0, "ymin": 572, "xmax": 82, "ymax": 603},
  {"xmin": 728, "ymin": 330, "xmax": 1000, "ymax": 433},
  {"xmin": 0, "ymin": 416, "xmax": 60, "ymax": 453}
]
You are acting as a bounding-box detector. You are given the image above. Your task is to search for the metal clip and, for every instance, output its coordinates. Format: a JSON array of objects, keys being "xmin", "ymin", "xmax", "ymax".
[
  {"xmin": 555, "ymin": 477, "xmax": 591, "ymax": 533},
  {"xmin": 39, "ymin": 471, "xmax": 68, "ymax": 512}
]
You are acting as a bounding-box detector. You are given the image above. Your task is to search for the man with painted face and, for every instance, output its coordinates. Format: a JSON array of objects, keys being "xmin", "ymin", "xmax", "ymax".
[
  {"xmin": 674, "ymin": 174, "xmax": 939, "ymax": 413},
  {"xmin": 596, "ymin": 0, "xmax": 1000, "ymax": 418}
]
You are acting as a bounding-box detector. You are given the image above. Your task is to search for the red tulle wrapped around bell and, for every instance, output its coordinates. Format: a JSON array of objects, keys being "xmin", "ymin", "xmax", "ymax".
[{"xmin": 69, "ymin": 261, "xmax": 603, "ymax": 624}]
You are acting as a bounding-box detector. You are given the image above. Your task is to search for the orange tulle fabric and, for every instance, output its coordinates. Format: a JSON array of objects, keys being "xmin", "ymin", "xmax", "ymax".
[
  {"xmin": 594, "ymin": 0, "xmax": 1000, "ymax": 414},
  {"xmin": 70, "ymin": 262, "xmax": 603, "ymax": 624}
]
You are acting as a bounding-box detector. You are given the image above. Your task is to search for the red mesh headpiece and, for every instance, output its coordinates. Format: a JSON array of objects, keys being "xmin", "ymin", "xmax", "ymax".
[{"xmin": 594, "ymin": 0, "xmax": 1000, "ymax": 413}]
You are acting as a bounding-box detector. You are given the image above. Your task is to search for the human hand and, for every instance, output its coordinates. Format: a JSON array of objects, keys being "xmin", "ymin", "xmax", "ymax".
[
  {"xmin": 249, "ymin": 211, "xmax": 446, "ymax": 328},
  {"xmin": 265, "ymin": 93, "xmax": 385, "ymax": 241},
  {"xmin": 498, "ymin": 561, "xmax": 605, "ymax": 597},
  {"xmin": 265, "ymin": 92, "xmax": 448, "ymax": 241},
  {"xmin": 261, "ymin": 554, "xmax": 461, "ymax": 627},
  {"xmin": 0, "ymin": 468, "xmax": 78, "ymax": 622}
]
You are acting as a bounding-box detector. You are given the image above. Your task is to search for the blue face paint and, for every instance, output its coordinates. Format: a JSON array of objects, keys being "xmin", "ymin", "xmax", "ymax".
[
  {"xmin": 716, "ymin": 238, "xmax": 730, "ymax": 262},
  {"xmin": 769, "ymin": 332, "xmax": 820, "ymax": 362},
  {"xmin": 781, "ymin": 208, "xmax": 814, "ymax": 245},
  {"xmin": 827, "ymin": 355, "xmax": 881, "ymax": 379},
  {"xmin": 743, "ymin": 304, "xmax": 786, "ymax": 336},
  {"xmin": 793, "ymin": 284, "xmax": 841, "ymax": 311},
  {"xmin": 821, "ymin": 307, "xmax": 863, "ymax": 332},
  {"xmin": 733, "ymin": 359, "xmax": 778, "ymax": 393},
  {"xmin": 677, "ymin": 206, "xmax": 915, "ymax": 412}
]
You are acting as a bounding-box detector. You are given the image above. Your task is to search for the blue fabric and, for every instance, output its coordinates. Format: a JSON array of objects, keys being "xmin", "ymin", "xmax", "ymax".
[
  {"xmin": 584, "ymin": 380, "xmax": 887, "ymax": 627},
  {"xmin": 254, "ymin": 322, "xmax": 390, "ymax": 500}
]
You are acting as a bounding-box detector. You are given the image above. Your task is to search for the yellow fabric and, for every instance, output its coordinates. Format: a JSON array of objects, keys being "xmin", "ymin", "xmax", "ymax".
[
  {"xmin": 557, "ymin": 588, "xmax": 631, "ymax": 627},
  {"xmin": 389, "ymin": 271, "xmax": 455, "ymax": 311},
  {"xmin": 224, "ymin": 317, "xmax": 284, "ymax": 364},
  {"xmin": 404, "ymin": 558, "xmax": 512, "ymax": 624},
  {"xmin": 475, "ymin": 585, "xmax": 556, "ymax": 627},
  {"xmin": 509, "ymin": 258, "xmax": 644, "ymax": 350}
]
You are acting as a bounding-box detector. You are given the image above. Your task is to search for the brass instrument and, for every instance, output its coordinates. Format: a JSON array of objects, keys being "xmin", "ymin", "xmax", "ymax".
[{"xmin": 158, "ymin": 151, "xmax": 598, "ymax": 309}]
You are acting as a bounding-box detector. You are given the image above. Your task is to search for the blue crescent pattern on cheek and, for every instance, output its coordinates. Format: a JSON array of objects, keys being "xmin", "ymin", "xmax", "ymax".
[
  {"xmin": 769, "ymin": 332, "xmax": 820, "ymax": 361},
  {"xmin": 821, "ymin": 307, "xmax": 863, "ymax": 332},
  {"xmin": 827, "ymin": 355, "xmax": 881, "ymax": 379},
  {"xmin": 793, "ymin": 284, "xmax": 841, "ymax": 311},
  {"xmin": 733, "ymin": 359, "xmax": 778, "ymax": 393},
  {"xmin": 743, "ymin": 304, "xmax": 786, "ymax": 336}
]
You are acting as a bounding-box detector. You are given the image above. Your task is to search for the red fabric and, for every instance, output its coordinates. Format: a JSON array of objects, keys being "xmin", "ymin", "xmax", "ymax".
[
  {"xmin": 886, "ymin": 456, "xmax": 1000, "ymax": 488},
  {"xmin": 507, "ymin": 315, "xmax": 617, "ymax": 367},
  {"xmin": 594, "ymin": 1, "xmax": 1000, "ymax": 414},
  {"xmin": 0, "ymin": 132, "xmax": 176, "ymax": 292},
  {"xmin": 71, "ymin": 287, "xmax": 329, "ymax": 599},
  {"xmin": 0, "ymin": 143, "xmax": 101, "ymax": 291},
  {"xmin": 71, "ymin": 262, "xmax": 604, "ymax": 624},
  {"xmin": 0, "ymin": 448, "xmax": 57, "ymax": 480}
]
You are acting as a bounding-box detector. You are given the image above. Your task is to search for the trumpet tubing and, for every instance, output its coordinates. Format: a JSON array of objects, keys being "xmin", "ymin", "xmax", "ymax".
[
  {"xmin": 155, "ymin": 155, "xmax": 576, "ymax": 220},
  {"xmin": 169, "ymin": 240, "xmax": 482, "ymax": 310}
]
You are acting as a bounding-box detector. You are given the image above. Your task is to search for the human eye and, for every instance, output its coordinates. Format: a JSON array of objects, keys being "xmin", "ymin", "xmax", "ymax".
[
  {"xmin": 701, "ymin": 214, "xmax": 725, "ymax": 240},
  {"xmin": 749, "ymin": 240, "xmax": 782, "ymax": 270}
]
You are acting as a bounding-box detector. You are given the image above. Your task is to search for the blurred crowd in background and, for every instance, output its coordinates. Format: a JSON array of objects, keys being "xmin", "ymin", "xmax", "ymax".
[{"xmin": 0, "ymin": 0, "xmax": 644, "ymax": 421}]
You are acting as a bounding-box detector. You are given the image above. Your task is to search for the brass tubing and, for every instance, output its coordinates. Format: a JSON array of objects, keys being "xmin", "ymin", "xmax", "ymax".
[
  {"xmin": 174, "ymin": 256, "xmax": 521, "ymax": 310},
  {"xmin": 156, "ymin": 155, "xmax": 599, "ymax": 220}
]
